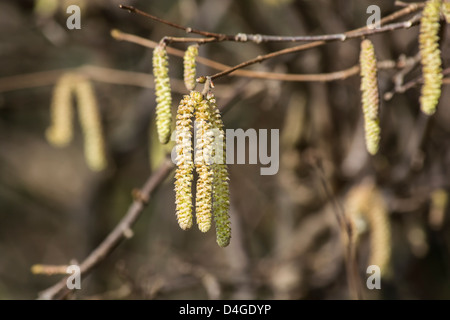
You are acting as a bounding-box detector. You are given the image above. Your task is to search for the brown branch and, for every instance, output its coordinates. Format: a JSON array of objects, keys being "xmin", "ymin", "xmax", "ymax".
[
  {"xmin": 384, "ymin": 67, "xmax": 450, "ymax": 100},
  {"xmin": 119, "ymin": 5, "xmax": 230, "ymax": 40},
  {"xmin": 208, "ymin": 15, "xmax": 422, "ymax": 81},
  {"xmin": 110, "ymin": 29, "xmax": 414, "ymax": 84},
  {"xmin": 37, "ymin": 158, "xmax": 175, "ymax": 300},
  {"xmin": 0, "ymin": 65, "xmax": 186, "ymax": 94},
  {"xmin": 119, "ymin": 4, "xmax": 423, "ymax": 44}
]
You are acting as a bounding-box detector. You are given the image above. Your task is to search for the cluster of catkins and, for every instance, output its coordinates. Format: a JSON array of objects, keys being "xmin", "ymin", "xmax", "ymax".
[
  {"xmin": 46, "ymin": 73, "xmax": 107, "ymax": 172},
  {"xmin": 152, "ymin": 43, "xmax": 231, "ymax": 247},
  {"xmin": 359, "ymin": 0, "xmax": 445, "ymax": 155}
]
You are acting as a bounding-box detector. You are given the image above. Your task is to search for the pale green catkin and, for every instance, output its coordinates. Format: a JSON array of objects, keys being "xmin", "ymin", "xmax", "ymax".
[
  {"xmin": 419, "ymin": 0, "xmax": 443, "ymax": 115},
  {"xmin": 174, "ymin": 91, "xmax": 202, "ymax": 230},
  {"xmin": 359, "ymin": 39, "xmax": 381, "ymax": 155},
  {"xmin": 183, "ymin": 44, "xmax": 199, "ymax": 91},
  {"xmin": 207, "ymin": 92, "xmax": 231, "ymax": 247},
  {"xmin": 194, "ymin": 97, "xmax": 214, "ymax": 233},
  {"xmin": 46, "ymin": 73, "xmax": 75, "ymax": 147},
  {"xmin": 74, "ymin": 76, "xmax": 108, "ymax": 172},
  {"xmin": 153, "ymin": 44, "xmax": 172, "ymax": 144}
]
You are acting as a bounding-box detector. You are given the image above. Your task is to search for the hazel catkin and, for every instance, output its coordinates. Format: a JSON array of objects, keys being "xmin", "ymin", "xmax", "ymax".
[
  {"xmin": 46, "ymin": 73, "xmax": 75, "ymax": 147},
  {"xmin": 419, "ymin": 0, "xmax": 443, "ymax": 115},
  {"xmin": 74, "ymin": 76, "xmax": 108, "ymax": 172},
  {"xmin": 207, "ymin": 92, "xmax": 231, "ymax": 247},
  {"xmin": 183, "ymin": 44, "xmax": 199, "ymax": 91},
  {"xmin": 359, "ymin": 39, "xmax": 381, "ymax": 155},
  {"xmin": 153, "ymin": 44, "xmax": 173, "ymax": 144},
  {"xmin": 174, "ymin": 91, "xmax": 202, "ymax": 230}
]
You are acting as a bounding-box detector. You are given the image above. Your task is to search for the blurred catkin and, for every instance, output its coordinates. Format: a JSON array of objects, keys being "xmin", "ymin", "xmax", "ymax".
[
  {"xmin": 419, "ymin": 0, "xmax": 443, "ymax": 115},
  {"xmin": 194, "ymin": 97, "xmax": 214, "ymax": 233},
  {"xmin": 74, "ymin": 76, "xmax": 107, "ymax": 172},
  {"xmin": 345, "ymin": 180, "xmax": 391, "ymax": 277},
  {"xmin": 207, "ymin": 92, "xmax": 231, "ymax": 247},
  {"xmin": 174, "ymin": 92, "xmax": 202, "ymax": 230},
  {"xmin": 153, "ymin": 44, "xmax": 173, "ymax": 144},
  {"xmin": 359, "ymin": 39, "xmax": 380, "ymax": 155},
  {"xmin": 46, "ymin": 73, "xmax": 75, "ymax": 147},
  {"xmin": 183, "ymin": 44, "xmax": 199, "ymax": 91}
]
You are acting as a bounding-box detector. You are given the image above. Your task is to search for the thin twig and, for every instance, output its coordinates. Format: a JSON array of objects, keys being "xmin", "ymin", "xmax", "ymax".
[
  {"xmin": 308, "ymin": 153, "xmax": 363, "ymax": 300},
  {"xmin": 112, "ymin": 29, "xmax": 407, "ymax": 82},
  {"xmin": 37, "ymin": 158, "xmax": 175, "ymax": 300},
  {"xmin": 384, "ymin": 67, "xmax": 450, "ymax": 100},
  {"xmin": 119, "ymin": 3, "xmax": 424, "ymax": 44},
  {"xmin": 0, "ymin": 65, "xmax": 185, "ymax": 94},
  {"xmin": 208, "ymin": 15, "xmax": 422, "ymax": 81},
  {"xmin": 119, "ymin": 5, "xmax": 230, "ymax": 40}
]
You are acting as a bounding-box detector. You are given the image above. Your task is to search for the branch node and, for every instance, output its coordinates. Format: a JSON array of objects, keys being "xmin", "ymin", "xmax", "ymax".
[
  {"xmin": 253, "ymin": 34, "xmax": 263, "ymax": 44},
  {"xmin": 186, "ymin": 27, "xmax": 193, "ymax": 34},
  {"xmin": 132, "ymin": 188, "xmax": 149, "ymax": 205},
  {"xmin": 235, "ymin": 33, "xmax": 248, "ymax": 42},
  {"xmin": 123, "ymin": 228, "xmax": 134, "ymax": 239}
]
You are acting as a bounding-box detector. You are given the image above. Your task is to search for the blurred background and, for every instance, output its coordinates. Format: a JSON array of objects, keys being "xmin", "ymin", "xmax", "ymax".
[{"xmin": 0, "ymin": 0, "xmax": 450, "ymax": 299}]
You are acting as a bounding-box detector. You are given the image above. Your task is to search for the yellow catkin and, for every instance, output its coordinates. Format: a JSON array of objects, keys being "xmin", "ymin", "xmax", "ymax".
[
  {"xmin": 174, "ymin": 91, "xmax": 202, "ymax": 230},
  {"xmin": 74, "ymin": 76, "xmax": 107, "ymax": 172},
  {"xmin": 359, "ymin": 39, "xmax": 380, "ymax": 155},
  {"xmin": 194, "ymin": 96, "xmax": 214, "ymax": 233},
  {"xmin": 46, "ymin": 73, "xmax": 75, "ymax": 147},
  {"xmin": 419, "ymin": 0, "xmax": 443, "ymax": 115},
  {"xmin": 153, "ymin": 44, "xmax": 172, "ymax": 144},
  {"xmin": 183, "ymin": 44, "xmax": 199, "ymax": 91},
  {"xmin": 429, "ymin": 188, "xmax": 448, "ymax": 229},
  {"xmin": 443, "ymin": 1, "xmax": 450, "ymax": 23},
  {"xmin": 207, "ymin": 92, "xmax": 231, "ymax": 247},
  {"xmin": 345, "ymin": 180, "xmax": 391, "ymax": 277}
]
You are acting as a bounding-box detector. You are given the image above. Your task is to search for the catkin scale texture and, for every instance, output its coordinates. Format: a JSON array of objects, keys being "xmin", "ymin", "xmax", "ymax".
[
  {"xmin": 153, "ymin": 45, "xmax": 173, "ymax": 144},
  {"xmin": 419, "ymin": 0, "xmax": 443, "ymax": 115},
  {"xmin": 183, "ymin": 45, "xmax": 199, "ymax": 91},
  {"xmin": 207, "ymin": 93, "xmax": 231, "ymax": 247},
  {"xmin": 174, "ymin": 92, "xmax": 202, "ymax": 230},
  {"xmin": 194, "ymin": 98, "xmax": 214, "ymax": 233},
  {"xmin": 359, "ymin": 39, "xmax": 380, "ymax": 155}
]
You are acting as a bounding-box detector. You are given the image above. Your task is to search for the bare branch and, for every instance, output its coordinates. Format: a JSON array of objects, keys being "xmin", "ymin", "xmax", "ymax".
[
  {"xmin": 208, "ymin": 15, "xmax": 422, "ymax": 81},
  {"xmin": 37, "ymin": 158, "xmax": 175, "ymax": 300}
]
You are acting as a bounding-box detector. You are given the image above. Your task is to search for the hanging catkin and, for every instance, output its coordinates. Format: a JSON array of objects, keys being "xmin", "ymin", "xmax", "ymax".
[
  {"xmin": 174, "ymin": 91, "xmax": 202, "ymax": 230},
  {"xmin": 46, "ymin": 73, "xmax": 75, "ymax": 147},
  {"xmin": 74, "ymin": 76, "xmax": 108, "ymax": 172},
  {"xmin": 183, "ymin": 44, "xmax": 199, "ymax": 91},
  {"xmin": 207, "ymin": 92, "xmax": 231, "ymax": 247},
  {"xmin": 194, "ymin": 97, "xmax": 214, "ymax": 232},
  {"xmin": 419, "ymin": 0, "xmax": 443, "ymax": 115},
  {"xmin": 345, "ymin": 180, "xmax": 391, "ymax": 277},
  {"xmin": 443, "ymin": 1, "xmax": 450, "ymax": 23},
  {"xmin": 153, "ymin": 44, "xmax": 173, "ymax": 144},
  {"xmin": 359, "ymin": 39, "xmax": 380, "ymax": 155}
]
